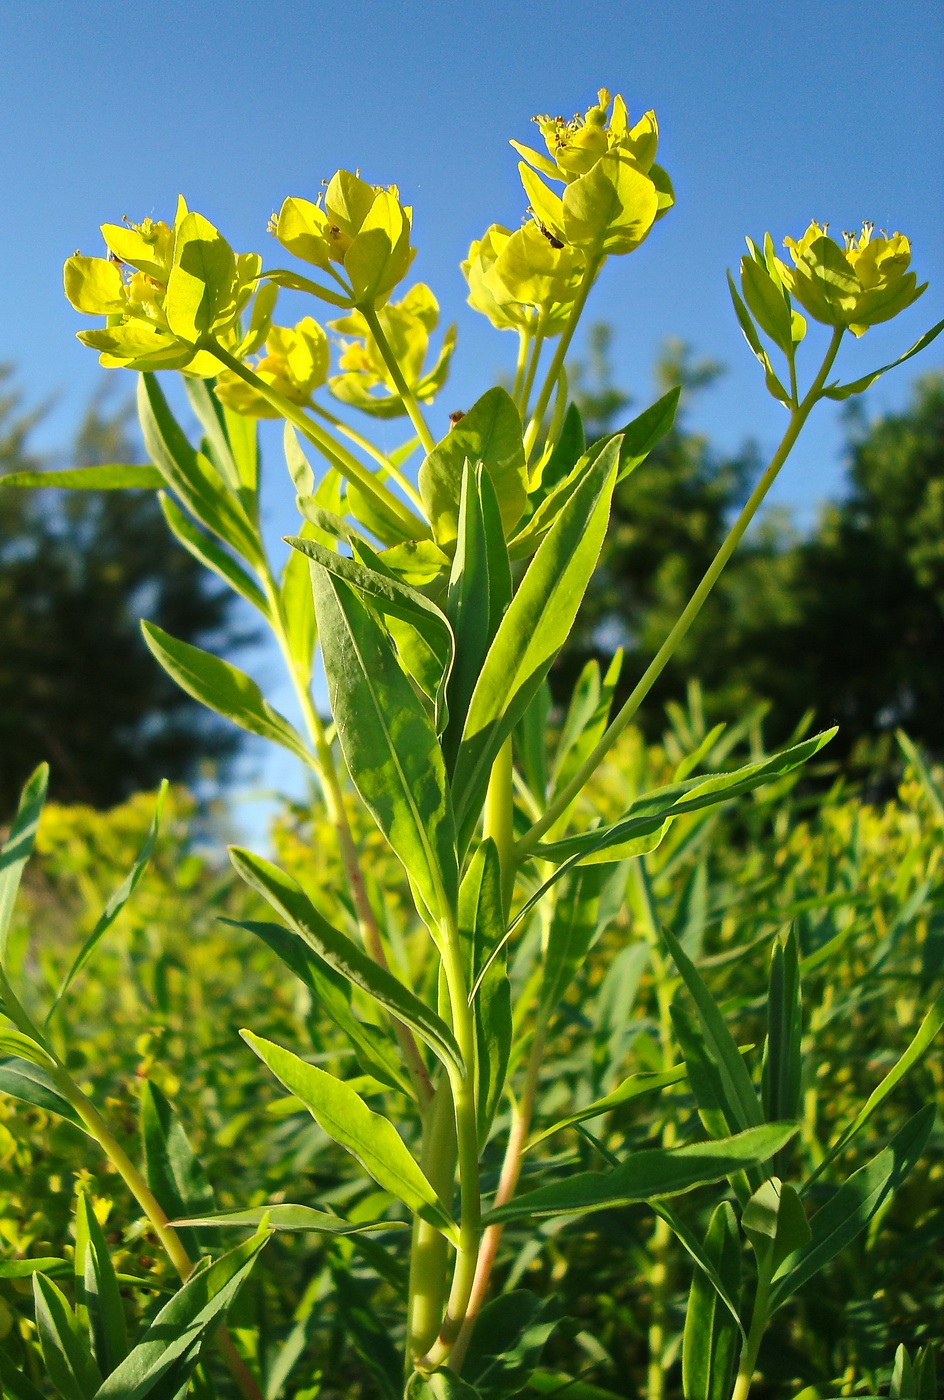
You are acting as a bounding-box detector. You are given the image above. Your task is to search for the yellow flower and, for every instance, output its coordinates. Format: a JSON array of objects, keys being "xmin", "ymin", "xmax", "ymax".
[
  {"xmin": 778, "ymin": 222, "xmax": 926, "ymax": 337},
  {"xmin": 271, "ymin": 170, "xmax": 415, "ymax": 306},
  {"xmin": 510, "ymin": 89, "xmax": 674, "ymax": 257},
  {"xmin": 215, "ymin": 318, "xmax": 330, "ymax": 417},
  {"xmin": 326, "ymin": 284, "xmax": 456, "ymax": 417},
  {"xmin": 64, "ymin": 201, "xmax": 263, "ymax": 374},
  {"xmin": 462, "ymin": 223, "xmax": 588, "ymax": 333}
]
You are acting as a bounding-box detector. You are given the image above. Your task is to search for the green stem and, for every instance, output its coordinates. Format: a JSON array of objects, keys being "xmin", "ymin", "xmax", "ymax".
[
  {"xmin": 310, "ymin": 401, "xmax": 425, "ymax": 511},
  {"xmin": 523, "ymin": 257, "xmax": 603, "ymax": 460},
  {"xmin": 519, "ymin": 315, "xmax": 548, "ymax": 424},
  {"xmin": 207, "ymin": 340, "xmax": 428, "ymax": 538},
  {"xmin": 418, "ymin": 918, "xmax": 481, "ymax": 1373},
  {"xmin": 516, "ymin": 327, "xmax": 845, "ymax": 858},
  {"xmin": 731, "ymin": 1262, "xmax": 773, "ymax": 1400},
  {"xmin": 406, "ymin": 1079, "xmax": 458, "ymax": 1366},
  {"xmin": 260, "ymin": 568, "xmax": 434, "ymax": 1105},
  {"xmin": 511, "ymin": 328, "xmax": 531, "ymax": 410},
  {"xmin": 359, "ymin": 303, "xmax": 437, "ymax": 455}
]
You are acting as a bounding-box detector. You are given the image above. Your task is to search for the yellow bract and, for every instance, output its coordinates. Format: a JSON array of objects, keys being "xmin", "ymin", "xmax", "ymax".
[
  {"xmin": 462, "ymin": 224, "xmax": 587, "ymax": 333},
  {"xmin": 777, "ymin": 222, "xmax": 926, "ymax": 337},
  {"xmin": 328, "ymin": 283, "xmax": 456, "ymax": 417},
  {"xmin": 272, "ymin": 170, "xmax": 415, "ymax": 307},
  {"xmin": 215, "ymin": 318, "xmax": 330, "ymax": 417},
  {"xmin": 64, "ymin": 200, "xmax": 264, "ymax": 374},
  {"xmin": 511, "ymin": 90, "xmax": 674, "ymax": 258}
]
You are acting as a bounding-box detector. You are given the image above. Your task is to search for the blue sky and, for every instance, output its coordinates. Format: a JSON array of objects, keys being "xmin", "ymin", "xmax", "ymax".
[{"xmin": 1, "ymin": 0, "xmax": 942, "ymax": 821}]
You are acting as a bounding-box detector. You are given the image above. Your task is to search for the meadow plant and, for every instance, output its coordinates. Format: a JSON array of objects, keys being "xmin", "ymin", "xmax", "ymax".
[{"xmin": 1, "ymin": 88, "xmax": 942, "ymax": 1400}]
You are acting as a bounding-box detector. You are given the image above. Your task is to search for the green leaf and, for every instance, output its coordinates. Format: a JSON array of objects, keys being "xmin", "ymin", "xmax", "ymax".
[
  {"xmin": 458, "ymin": 840, "xmax": 512, "ymax": 1145},
  {"xmin": 527, "ymin": 1063, "xmax": 690, "ymax": 1151},
  {"xmin": 138, "ymin": 374, "xmax": 261, "ymax": 564},
  {"xmin": 653, "ymin": 1201, "xmax": 745, "ymax": 1338},
  {"xmin": 0, "ymin": 762, "xmax": 48, "ymax": 961},
  {"xmin": 75, "ymin": 1191, "xmax": 128, "ymax": 1377},
  {"xmin": 0, "ymin": 1257, "xmax": 69, "ymax": 1278},
  {"xmin": 0, "ymin": 1027, "xmax": 55, "ymax": 1070},
  {"xmin": 0, "ymin": 1056, "xmax": 89, "ymax": 1131},
  {"xmin": 226, "ymin": 917, "xmax": 410, "ymax": 1094},
  {"xmin": 171, "ymin": 1205, "xmax": 406, "ymax": 1234},
  {"xmin": 0, "ymin": 1345, "xmax": 50, "ymax": 1400},
  {"xmin": 772, "ymin": 1104, "xmax": 935, "ymax": 1310},
  {"xmin": 726, "ymin": 272, "xmax": 791, "ymax": 406},
  {"xmin": 451, "ymin": 438, "xmax": 619, "ymax": 849},
  {"xmin": 537, "ymin": 401, "xmax": 585, "ymax": 495},
  {"xmin": 442, "ymin": 464, "xmax": 512, "ymax": 772},
  {"xmin": 661, "ymin": 920, "xmax": 764, "ymax": 1134},
  {"xmin": 0, "ymin": 466, "xmax": 165, "ymax": 490},
  {"xmin": 807, "ymin": 985, "xmax": 944, "ymax": 1189},
  {"xmin": 610, "ymin": 386, "xmax": 680, "ymax": 481},
  {"xmin": 49, "ymin": 784, "xmax": 167, "ymax": 1019},
  {"xmin": 310, "ymin": 570, "xmax": 458, "ymax": 930},
  {"xmin": 742, "ymin": 1177, "xmax": 810, "ymax": 1270},
  {"xmin": 762, "ymin": 930, "xmax": 802, "ymax": 1174},
  {"xmin": 823, "ymin": 318, "xmax": 944, "ymax": 399},
  {"xmin": 288, "ymin": 533, "xmax": 454, "ymax": 725},
  {"xmin": 682, "ymin": 1202, "xmax": 741, "ymax": 1400},
  {"xmin": 485, "ymin": 1123, "xmax": 798, "ymax": 1223},
  {"xmin": 141, "ymin": 622, "xmax": 310, "ymax": 763},
  {"xmin": 159, "ymin": 493, "xmax": 268, "ymax": 614},
  {"xmin": 183, "ymin": 377, "xmax": 242, "ymax": 495},
  {"xmin": 229, "ymin": 848, "xmax": 461, "ymax": 1074},
  {"xmin": 241, "ymin": 1030, "xmax": 454, "ymax": 1234},
  {"xmin": 280, "ymin": 527, "xmax": 317, "ymax": 674},
  {"xmin": 741, "ymin": 255, "xmax": 793, "ymax": 354},
  {"xmin": 140, "ymin": 1081, "xmax": 215, "ymax": 1261},
  {"xmin": 419, "ymin": 386, "xmax": 528, "ymax": 544},
  {"xmin": 33, "ymin": 1272, "xmax": 102, "ymax": 1400},
  {"xmin": 93, "ymin": 1233, "xmax": 267, "ymax": 1400}
]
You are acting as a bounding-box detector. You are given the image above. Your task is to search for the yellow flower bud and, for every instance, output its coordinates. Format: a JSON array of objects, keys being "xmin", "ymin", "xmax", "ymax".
[
  {"xmin": 777, "ymin": 222, "xmax": 926, "ymax": 337},
  {"xmin": 326, "ymin": 283, "xmax": 455, "ymax": 417},
  {"xmin": 215, "ymin": 317, "xmax": 330, "ymax": 417}
]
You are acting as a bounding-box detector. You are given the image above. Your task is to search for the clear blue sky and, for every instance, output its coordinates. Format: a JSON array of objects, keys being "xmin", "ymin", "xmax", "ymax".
[{"xmin": 2, "ymin": 0, "xmax": 942, "ymax": 819}]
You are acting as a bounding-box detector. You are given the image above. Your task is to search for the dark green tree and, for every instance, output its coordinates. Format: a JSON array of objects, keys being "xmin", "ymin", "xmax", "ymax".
[{"xmin": 0, "ymin": 369, "xmax": 247, "ymax": 808}]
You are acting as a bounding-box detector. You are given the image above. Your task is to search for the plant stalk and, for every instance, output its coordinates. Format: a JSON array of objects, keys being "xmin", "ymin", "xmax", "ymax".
[
  {"xmin": 359, "ymin": 303, "xmax": 437, "ymax": 455},
  {"xmin": 523, "ymin": 257, "xmax": 603, "ymax": 460},
  {"xmin": 730, "ymin": 1262, "xmax": 772, "ymax": 1400},
  {"xmin": 517, "ymin": 327, "xmax": 845, "ymax": 857}
]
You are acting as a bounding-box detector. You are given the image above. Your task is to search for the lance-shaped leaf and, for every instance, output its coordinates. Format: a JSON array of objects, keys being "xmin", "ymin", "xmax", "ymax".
[
  {"xmin": 140, "ymin": 1080, "xmax": 214, "ymax": 1261},
  {"xmin": 458, "ymin": 840, "xmax": 511, "ymax": 1145},
  {"xmin": 452, "ymin": 439, "xmax": 619, "ymax": 848},
  {"xmin": 806, "ymin": 982, "xmax": 944, "ymax": 1189},
  {"xmin": 74, "ymin": 1191, "xmax": 128, "ymax": 1377},
  {"xmin": 141, "ymin": 622, "xmax": 310, "ymax": 762},
  {"xmin": 485, "ymin": 1122, "xmax": 797, "ymax": 1223},
  {"xmin": 419, "ymin": 386, "xmax": 528, "ymax": 544},
  {"xmin": 763, "ymin": 929, "xmax": 802, "ymax": 1176},
  {"xmin": 772, "ymin": 1105, "xmax": 935, "ymax": 1310},
  {"xmin": 727, "ymin": 272, "xmax": 791, "ymax": 406},
  {"xmin": 172, "ymin": 1205, "xmax": 407, "ymax": 1234},
  {"xmin": 288, "ymin": 533, "xmax": 454, "ymax": 724},
  {"xmin": 0, "ymin": 466, "xmax": 164, "ymax": 489},
  {"xmin": 682, "ymin": 1202, "xmax": 742, "ymax": 1400},
  {"xmin": 226, "ymin": 917, "xmax": 410, "ymax": 1094},
  {"xmin": 443, "ymin": 464, "xmax": 511, "ymax": 772},
  {"xmin": 823, "ymin": 318, "xmax": 944, "ymax": 399},
  {"xmin": 49, "ymin": 784, "xmax": 167, "ymax": 1019},
  {"xmin": 311, "ymin": 569, "xmax": 458, "ymax": 928},
  {"xmin": 527, "ymin": 1064, "xmax": 690, "ymax": 1151},
  {"xmin": 0, "ymin": 762, "xmax": 48, "ymax": 961},
  {"xmin": 159, "ymin": 493, "xmax": 268, "ymax": 614},
  {"xmin": 229, "ymin": 848, "xmax": 461, "ymax": 1075},
  {"xmin": 742, "ymin": 1177, "xmax": 810, "ymax": 1272},
  {"xmin": 609, "ymin": 386, "xmax": 680, "ymax": 482},
  {"xmin": 93, "ymin": 1233, "xmax": 267, "ymax": 1400},
  {"xmin": 0, "ymin": 1027, "xmax": 55, "ymax": 1070},
  {"xmin": 34, "ymin": 1272, "xmax": 102, "ymax": 1400},
  {"xmin": 653, "ymin": 1201, "xmax": 745, "ymax": 1339},
  {"xmin": 242, "ymin": 1031, "xmax": 455, "ymax": 1234},
  {"xmin": 138, "ymin": 373, "xmax": 261, "ymax": 563},
  {"xmin": 0, "ymin": 1057, "xmax": 89, "ymax": 1132}
]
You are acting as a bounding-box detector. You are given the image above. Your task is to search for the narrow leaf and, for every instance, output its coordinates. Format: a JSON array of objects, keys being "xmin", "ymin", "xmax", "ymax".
[
  {"xmin": 140, "ymin": 1081, "xmax": 214, "ymax": 1260},
  {"xmin": 33, "ymin": 1273, "xmax": 102, "ymax": 1400},
  {"xmin": 75, "ymin": 1191, "xmax": 128, "ymax": 1376},
  {"xmin": 528, "ymin": 1064, "xmax": 690, "ymax": 1150},
  {"xmin": 159, "ymin": 493, "xmax": 268, "ymax": 613},
  {"xmin": 141, "ymin": 622, "xmax": 310, "ymax": 762},
  {"xmin": 171, "ymin": 1205, "xmax": 406, "ymax": 1234},
  {"xmin": 241, "ymin": 1030, "xmax": 454, "ymax": 1234},
  {"xmin": 682, "ymin": 1202, "xmax": 741, "ymax": 1400},
  {"xmin": 0, "ymin": 1057, "xmax": 89, "ymax": 1131},
  {"xmin": 0, "ymin": 763, "xmax": 48, "ymax": 960},
  {"xmin": 0, "ymin": 466, "xmax": 164, "ymax": 489}
]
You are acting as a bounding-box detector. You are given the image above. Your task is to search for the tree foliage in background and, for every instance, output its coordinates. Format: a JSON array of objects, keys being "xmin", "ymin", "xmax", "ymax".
[
  {"xmin": 0, "ymin": 369, "xmax": 246, "ymax": 808},
  {"xmin": 562, "ymin": 334, "xmax": 944, "ymax": 764}
]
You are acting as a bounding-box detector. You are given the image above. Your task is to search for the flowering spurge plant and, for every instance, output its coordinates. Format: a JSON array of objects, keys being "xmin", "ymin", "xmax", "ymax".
[{"xmin": 2, "ymin": 88, "xmax": 943, "ymax": 1400}]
